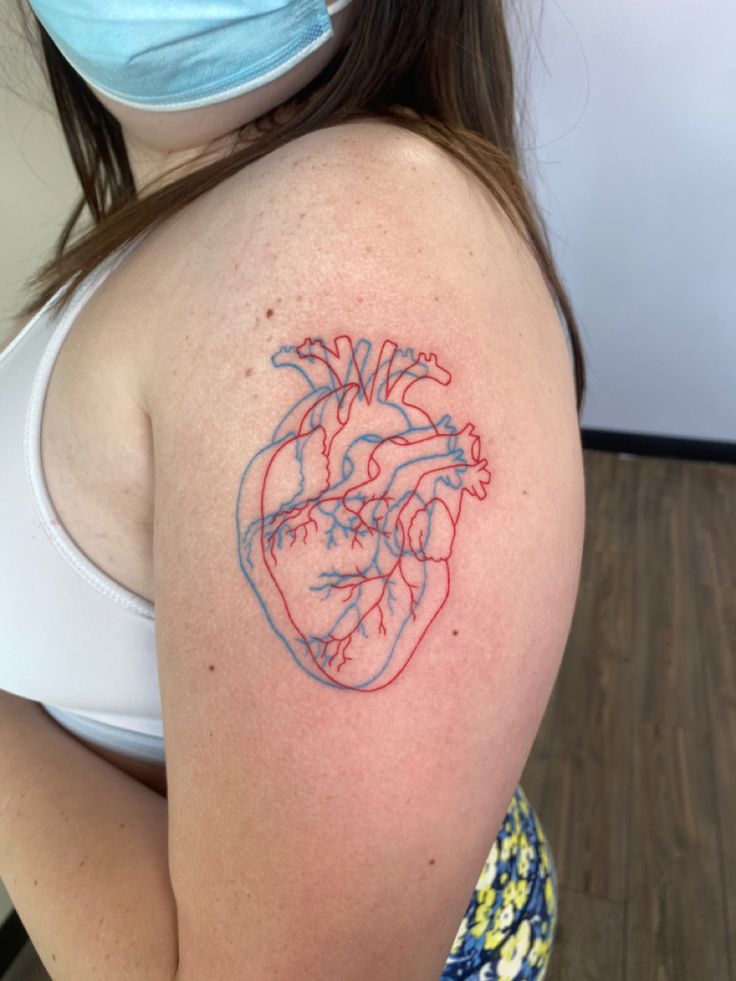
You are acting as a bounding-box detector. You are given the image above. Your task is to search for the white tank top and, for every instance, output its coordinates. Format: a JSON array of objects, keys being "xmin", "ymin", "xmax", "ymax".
[{"xmin": 0, "ymin": 233, "xmax": 165, "ymax": 764}]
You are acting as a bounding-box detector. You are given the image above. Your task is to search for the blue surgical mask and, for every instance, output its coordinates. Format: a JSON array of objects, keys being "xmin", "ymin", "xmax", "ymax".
[{"xmin": 28, "ymin": 0, "xmax": 355, "ymax": 111}]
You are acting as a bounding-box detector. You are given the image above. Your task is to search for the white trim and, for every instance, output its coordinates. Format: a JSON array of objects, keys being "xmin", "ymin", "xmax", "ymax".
[
  {"xmin": 42, "ymin": 703, "xmax": 166, "ymax": 764},
  {"xmin": 0, "ymin": 284, "xmax": 72, "ymax": 370},
  {"xmin": 24, "ymin": 236, "xmax": 156, "ymax": 620}
]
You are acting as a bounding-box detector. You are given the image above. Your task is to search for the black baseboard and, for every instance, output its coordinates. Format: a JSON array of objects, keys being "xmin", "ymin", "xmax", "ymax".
[
  {"xmin": 581, "ymin": 428, "xmax": 736, "ymax": 464},
  {"xmin": 0, "ymin": 910, "xmax": 28, "ymax": 976}
]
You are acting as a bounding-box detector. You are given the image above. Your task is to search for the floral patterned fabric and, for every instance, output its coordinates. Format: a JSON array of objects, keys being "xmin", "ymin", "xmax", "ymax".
[{"xmin": 441, "ymin": 785, "xmax": 557, "ymax": 981}]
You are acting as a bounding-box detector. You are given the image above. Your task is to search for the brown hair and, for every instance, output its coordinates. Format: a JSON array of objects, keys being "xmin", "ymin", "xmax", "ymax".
[{"xmin": 16, "ymin": 0, "xmax": 586, "ymax": 407}]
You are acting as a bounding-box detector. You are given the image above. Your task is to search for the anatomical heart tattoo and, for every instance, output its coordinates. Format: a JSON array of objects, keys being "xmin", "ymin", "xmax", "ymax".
[{"xmin": 236, "ymin": 335, "xmax": 491, "ymax": 691}]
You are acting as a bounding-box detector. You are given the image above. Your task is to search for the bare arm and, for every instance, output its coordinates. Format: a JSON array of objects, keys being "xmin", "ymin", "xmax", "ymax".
[
  {"xmin": 0, "ymin": 690, "xmax": 177, "ymax": 980},
  {"xmin": 0, "ymin": 120, "xmax": 584, "ymax": 981}
]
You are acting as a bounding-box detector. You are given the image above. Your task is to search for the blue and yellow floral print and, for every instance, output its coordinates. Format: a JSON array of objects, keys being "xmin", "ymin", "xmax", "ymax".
[{"xmin": 441, "ymin": 786, "xmax": 557, "ymax": 980}]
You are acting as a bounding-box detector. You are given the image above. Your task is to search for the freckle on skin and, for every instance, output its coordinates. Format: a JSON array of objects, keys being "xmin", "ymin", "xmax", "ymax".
[
  {"xmin": 522, "ymin": 490, "xmax": 528, "ymax": 495},
  {"xmin": 34, "ymin": 879, "xmax": 37, "ymax": 886},
  {"xmin": 209, "ymin": 664, "xmax": 215, "ymax": 671},
  {"xmin": 365, "ymin": 245, "xmax": 373, "ymax": 254},
  {"xmin": 296, "ymin": 294, "xmax": 303, "ymax": 301},
  {"xmin": 266, "ymin": 308, "xmax": 274, "ymax": 318},
  {"xmin": 357, "ymin": 297, "xmax": 364, "ymax": 304},
  {"xmin": 429, "ymin": 858, "xmax": 436, "ymax": 865},
  {"xmin": 118, "ymin": 823, "xmax": 126, "ymax": 828},
  {"xmin": 452, "ymin": 629, "xmax": 458, "ymax": 636},
  {"xmin": 245, "ymin": 367, "xmax": 253, "ymax": 378}
]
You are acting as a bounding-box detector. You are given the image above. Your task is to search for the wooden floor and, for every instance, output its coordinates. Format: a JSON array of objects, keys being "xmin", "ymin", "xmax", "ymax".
[
  {"xmin": 521, "ymin": 450, "xmax": 736, "ymax": 981},
  {"xmin": 3, "ymin": 449, "xmax": 734, "ymax": 980}
]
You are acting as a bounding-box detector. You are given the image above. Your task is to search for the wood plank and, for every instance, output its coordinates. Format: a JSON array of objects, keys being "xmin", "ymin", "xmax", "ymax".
[
  {"xmin": 691, "ymin": 462, "xmax": 736, "ymax": 700},
  {"xmin": 533, "ymin": 660, "xmax": 631, "ymax": 903},
  {"xmin": 534, "ymin": 451, "xmax": 636, "ymax": 753},
  {"xmin": 633, "ymin": 457, "xmax": 707, "ymax": 730},
  {"xmin": 626, "ymin": 722, "xmax": 730, "ymax": 979},
  {"xmin": 689, "ymin": 461, "xmax": 736, "ymax": 974},
  {"xmin": 544, "ymin": 888, "xmax": 624, "ymax": 981},
  {"xmin": 528, "ymin": 451, "xmax": 635, "ymax": 903},
  {"xmin": 526, "ymin": 453, "xmax": 734, "ymax": 981},
  {"xmin": 581, "ymin": 452, "xmax": 637, "ymax": 664},
  {"xmin": 706, "ymin": 694, "xmax": 736, "ymax": 978}
]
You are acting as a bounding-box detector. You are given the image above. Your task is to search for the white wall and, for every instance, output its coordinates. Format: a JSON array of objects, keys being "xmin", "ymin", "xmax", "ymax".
[
  {"xmin": 522, "ymin": 0, "xmax": 736, "ymax": 441},
  {"xmin": 0, "ymin": 20, "xmax": 77, "ymax": 344}
]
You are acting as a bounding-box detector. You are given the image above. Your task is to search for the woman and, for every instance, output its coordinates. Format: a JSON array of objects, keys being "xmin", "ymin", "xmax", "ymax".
[{"xmin": 0, "ymin": 1, "xmax": 585, "ymax": 978}]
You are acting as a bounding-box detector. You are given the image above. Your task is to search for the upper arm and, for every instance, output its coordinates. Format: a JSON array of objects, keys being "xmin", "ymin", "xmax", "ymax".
[{"xmin": 147, "ymin": 123, "xmax": 584, "ymax": 980}]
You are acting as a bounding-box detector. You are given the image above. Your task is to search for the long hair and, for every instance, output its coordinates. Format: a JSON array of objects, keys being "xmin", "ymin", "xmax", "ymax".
[{"xmin": 15, "ymin": 0, "xmax": 586, "ymax": 407}]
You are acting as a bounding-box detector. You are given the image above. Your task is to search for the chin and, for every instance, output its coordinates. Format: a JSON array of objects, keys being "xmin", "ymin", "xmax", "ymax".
[{"xmin": 92, "ymin": 87, "xmax": 278, "ymax": 154}]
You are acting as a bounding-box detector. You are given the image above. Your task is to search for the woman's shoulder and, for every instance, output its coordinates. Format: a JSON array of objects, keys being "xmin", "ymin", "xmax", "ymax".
[
  {"xmin": 138, "ymin": 116, "xmax": 584, "ymax": 980},
  {"xmin": 141, "ymin": 114, "xmax": 532, "ymax": 289},
  {"xmin": 141, "ymin": 113, "xmax": 585, "ymax": 674},
  {"xmin": 155, "ymin": 114, "xmax": 582, "ymax": 496},
  {"xmin": 134, "ymin": 116, "xmax": 584, "ymax": 977},
  {"xmin": 141, "ymin": 114, "xmax": 579, "ymax": 412},
  {"xmin": 138, "ymin": 114, "xmax": 584, "ymax": 563}
]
